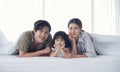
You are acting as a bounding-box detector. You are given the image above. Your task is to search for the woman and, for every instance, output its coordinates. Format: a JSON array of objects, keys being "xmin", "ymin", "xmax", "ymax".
[{"xmin": 68, "ymin": 18, "xmax": 96, "ymax": 58}]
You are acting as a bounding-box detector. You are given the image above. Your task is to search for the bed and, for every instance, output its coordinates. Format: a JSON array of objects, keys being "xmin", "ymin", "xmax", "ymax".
[
  {"xmin": 0, "ymin": 55, "xmax": 120, "ymax": 72},
  {"xmin": 0, "ymin": 30, "xmax": 120, "ymax": 72}
]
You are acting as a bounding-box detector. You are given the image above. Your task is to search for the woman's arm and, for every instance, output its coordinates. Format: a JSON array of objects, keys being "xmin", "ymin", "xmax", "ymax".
[
  {"xmin": 71, "ymin": 40, "xmax": 77, "ymax": 54},
  {"xmin": 73, "ymin": 54, "xmax": 88, "ymax": 58},
  {"xmin": 68, "ymin": 34, "xmax": 77, "ymax": 54},
  {"xmin": 84, "ymin": 33, "xmax": 97, "ymax": 57}
]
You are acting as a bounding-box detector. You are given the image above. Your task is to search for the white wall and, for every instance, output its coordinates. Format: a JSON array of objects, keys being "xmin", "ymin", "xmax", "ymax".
[
  {"xmin": 44, "ymin": 0, "xmax": 92, "ymax": 36},
  {"xmin": 118, "ymin": 0, "xmax": 120, "ymax": 34},
  {"xmin": 93, "ymin": 0, "xmax": 116, "ymax": 35},
  {"xmin": 0, "ymin": 0, "xmax": 43, "ymax": 42},
  {"xmin": 115, "ymin": 0, "xmax": 120, "ymax": 35},
  {"xmin": 0, "ymin": 0, "xmax": 118, "ymax": 42}
]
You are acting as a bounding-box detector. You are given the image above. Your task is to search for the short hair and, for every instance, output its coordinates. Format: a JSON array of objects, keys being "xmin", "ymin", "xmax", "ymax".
[
  {"xmin": 68, "ymin": 18, "xmax": 82, "ymax": 29},
  {"xmin": 52, "ymin": 31, "xmax": 71, "ymax": 48},
  {"xmin": 34, "ymin": 20, "xmax": 51, "ymax": 32}
]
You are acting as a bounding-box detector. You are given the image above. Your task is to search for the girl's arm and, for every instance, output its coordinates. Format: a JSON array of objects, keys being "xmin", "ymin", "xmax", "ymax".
[
  {"xmin": 60, "ymin": 48, "xmax": 72, "ymax": 58},
  {"xmin": 50, "ymin": 48, "xmax": 59, "ymax": 57}
]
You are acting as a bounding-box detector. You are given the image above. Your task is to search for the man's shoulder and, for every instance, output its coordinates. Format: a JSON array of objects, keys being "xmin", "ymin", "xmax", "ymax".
[
  {"xmin": 20, "ymin": 30, "xmax": 33, "ymax": 39},
  {"xmin": 23, "ymin": 30, "xmax": 33, "ymax": 34},
  {"xmin": 21, "ymin": 30, "xmax": 33, "ymax": 36}
]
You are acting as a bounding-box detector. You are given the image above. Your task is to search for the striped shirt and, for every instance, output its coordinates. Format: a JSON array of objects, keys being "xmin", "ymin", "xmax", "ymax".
[{"xmin": 76, "ymin": 31, "xmax": 97, "ymax": 57}]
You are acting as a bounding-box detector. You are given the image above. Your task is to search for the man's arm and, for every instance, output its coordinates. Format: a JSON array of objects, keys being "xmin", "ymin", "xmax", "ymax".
[{"xmin": 19, "ymin": 47, "xmax": 51, "ymax": 57}]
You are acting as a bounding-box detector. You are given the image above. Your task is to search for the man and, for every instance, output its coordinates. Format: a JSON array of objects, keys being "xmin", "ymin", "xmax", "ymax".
[{"xmin": 17, "ymin": 20, "xmax": 52, "ymax": 57}]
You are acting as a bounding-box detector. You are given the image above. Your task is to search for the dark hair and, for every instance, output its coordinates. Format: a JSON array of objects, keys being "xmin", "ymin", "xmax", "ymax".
[
  {"xmin": 34, "ymin": 20, "xmax": 51, "ymax": 32},
  {"xmin": 52, "ymin": 31, "xmax": 71, "ymax": 48},
  {"xmin": 68, "ymin": 18, "xmax": 82, "ymax": 29}
]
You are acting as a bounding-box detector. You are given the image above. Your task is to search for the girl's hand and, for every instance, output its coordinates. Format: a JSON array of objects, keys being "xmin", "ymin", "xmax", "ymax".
[
  {"xmin": 54, "ymin": 44, "xmax": 60, "ymax": 51},
  {"xmin": 60, "ymin": 43, "xmax": 65, "ymax": 49}
]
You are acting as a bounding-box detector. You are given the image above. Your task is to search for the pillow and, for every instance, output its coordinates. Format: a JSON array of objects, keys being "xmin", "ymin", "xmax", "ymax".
[
  {"xmin": 0, "ymin": 41, "xmax": 18, "ymax": 55},
  {"xmin": 0, "ymin": 32, "xmax": 22, "ymax": 55},
  {"xmin": 0, "ymin": 30, "xmax": 7, "ymax": 48},
  {"xmin": 90, "ymin": 34, "xmax": 120, "ymax": 56}
]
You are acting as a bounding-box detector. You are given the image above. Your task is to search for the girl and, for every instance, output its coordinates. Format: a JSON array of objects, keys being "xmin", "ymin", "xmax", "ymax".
[{"xmin": 50, "ymin": 31, "xmax": 72, "ymax": 58}]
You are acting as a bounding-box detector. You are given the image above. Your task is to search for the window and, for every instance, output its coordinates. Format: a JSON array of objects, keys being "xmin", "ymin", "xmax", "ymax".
[
  {"xmin": 0, "ymin": 0, "xmax": 43, "ymax": 42},
  {"xmin": 0, "ymin": 0, "xmax": 117, "ymax": 42}
]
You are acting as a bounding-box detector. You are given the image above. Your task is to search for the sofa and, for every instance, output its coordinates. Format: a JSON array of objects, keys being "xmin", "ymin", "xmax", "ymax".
[{"xmin": 0, "ymin": 30, "xmax": 120, "ymax": 72}]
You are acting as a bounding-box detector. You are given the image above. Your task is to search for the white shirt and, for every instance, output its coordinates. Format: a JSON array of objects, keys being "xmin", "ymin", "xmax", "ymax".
[{"xmin": 76, "ymin": 31, "xmax": 97, "ymax": 57}]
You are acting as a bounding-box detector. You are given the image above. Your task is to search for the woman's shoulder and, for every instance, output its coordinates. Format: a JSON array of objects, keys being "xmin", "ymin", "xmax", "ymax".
[{"xmin": 81, "ymin": 31, "xmax": 91, "ymax": 38}]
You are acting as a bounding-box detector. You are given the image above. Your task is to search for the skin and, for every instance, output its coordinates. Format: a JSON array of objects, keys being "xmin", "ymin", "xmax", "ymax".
[
  {"xmin": 50, "ymin": 37, "xmax": 72, "ymax": 58},
  {"xmin": 19, "ymin": 26, "xmax": 51, "ymax": 57},
  {"xmin": 68, "ymin": 23, "xmax": 87, "ymax": 58}
]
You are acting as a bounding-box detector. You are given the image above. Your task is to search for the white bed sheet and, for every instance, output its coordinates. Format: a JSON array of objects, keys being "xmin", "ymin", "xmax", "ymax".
[{"xmin": 0, "ymin": 55, "xmax": 120, "ymax": 72}]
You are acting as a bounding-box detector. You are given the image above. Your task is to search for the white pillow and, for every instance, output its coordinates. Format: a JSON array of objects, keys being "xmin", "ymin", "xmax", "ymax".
[
  {"xmin": 0, "ymin": 32, "xmax": 22, "ymax": 55},
  {"xmin": 0, "ymin": 30, "xmax": 7, "ymax": 48},
  {"xmin": 0, "ymin": 41, "xmax": 17, "ymax": 55},
  {"xmin": 90, "ymin": 34, "xmax": 120, "ymax": 56}
]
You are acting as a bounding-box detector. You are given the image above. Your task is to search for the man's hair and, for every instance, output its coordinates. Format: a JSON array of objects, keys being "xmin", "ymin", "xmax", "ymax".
[{"xmin": 34, "ymin": 20, "xmax": 51, "ymax": 32}]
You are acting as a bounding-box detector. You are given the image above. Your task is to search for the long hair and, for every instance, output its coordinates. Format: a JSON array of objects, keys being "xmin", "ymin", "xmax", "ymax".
[{"xmin": 68, "ymin": 18, "xmax": 82, "ymax": 29}]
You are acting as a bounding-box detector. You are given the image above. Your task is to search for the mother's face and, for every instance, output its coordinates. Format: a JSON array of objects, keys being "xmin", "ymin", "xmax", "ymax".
[{"xmin": 68, "ymin": 23, "xmax": 81, "ymax": 38}]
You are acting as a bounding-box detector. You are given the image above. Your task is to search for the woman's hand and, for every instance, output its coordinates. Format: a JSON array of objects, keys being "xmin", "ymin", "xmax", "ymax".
[
  {"xmin": 68, "ymin": 33, "xmax": 75, "ymax": 42},
  {"xmin": 68, "ymin": 33, "xmax": 77, "ymax": 54}
]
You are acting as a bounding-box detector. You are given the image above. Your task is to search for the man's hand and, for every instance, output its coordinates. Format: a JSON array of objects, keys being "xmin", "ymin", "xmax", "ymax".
[{"xmin": 42, "ymin": 47, "xmax": 51, "ymax": 54}]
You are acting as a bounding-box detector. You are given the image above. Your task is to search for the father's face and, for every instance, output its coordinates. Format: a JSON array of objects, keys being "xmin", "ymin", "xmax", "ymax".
[{"xmin": 34, "ymin": 26, "xmax": 49, "ymax": 43}]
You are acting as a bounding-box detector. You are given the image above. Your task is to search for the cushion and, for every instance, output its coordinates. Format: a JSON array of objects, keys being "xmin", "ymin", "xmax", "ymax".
[
  {"xmin": 0, "ymin": 41, "xmax": 18, "ymax": 55},
  {"xmin": 90, "ymin": 34, "xmax": 120, "ymax": 56},
  {"xmin": 0, "ymin": 30, "xmax": 7, "ymax": 48},
  {"xmin": 0, "ymin": 30, "xmax": 19, "ymax": 55}
]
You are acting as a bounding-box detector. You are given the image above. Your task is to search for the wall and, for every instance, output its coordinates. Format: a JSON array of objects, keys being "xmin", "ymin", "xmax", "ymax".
[{"xmin": 0, "ymin": 0, "xmax": 43, "ymax": 42}]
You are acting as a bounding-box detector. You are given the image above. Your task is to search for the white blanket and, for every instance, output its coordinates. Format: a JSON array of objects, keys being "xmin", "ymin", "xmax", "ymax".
[{"xmin": 0, "ymin": 55, "xmax": 120, "ymax": 72}]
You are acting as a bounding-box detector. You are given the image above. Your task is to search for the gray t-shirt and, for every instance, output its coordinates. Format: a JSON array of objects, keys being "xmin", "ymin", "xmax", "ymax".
[{"xmin": 17, "ymin": 31, "xmax": 52, "ymax": 52}]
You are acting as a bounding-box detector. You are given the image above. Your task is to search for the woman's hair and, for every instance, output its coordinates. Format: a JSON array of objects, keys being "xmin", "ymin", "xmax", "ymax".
[
  {"xmin": 34, "ymin": 20, "xmax": 51, "ymax": 32},
  {"xmin": 52, "ymin": 31, "xmax": 71, "ymax": 48},
  {"xmin": 68, "ymin": 18, "xmax": 82, "ymax": 29}
]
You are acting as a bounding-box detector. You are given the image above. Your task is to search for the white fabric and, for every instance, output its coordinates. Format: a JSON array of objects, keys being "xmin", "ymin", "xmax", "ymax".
[
  {"xmin": 0, "ymin": 31, "xmax": 21, "ymax": 55},
  {"xmin": 0, "ymin": 30, "xmax": 7, "ymax": 48},
  {"xmin": 0, "ymin": 41, "xmax": 17, "ymax": 55},
  {"xmin": 0, "ymin": 55, "xmax": 120, "ymax": 72},
  {"xmin": 91, "ymin": 34, "xmax": 120, "ymax": 56}
]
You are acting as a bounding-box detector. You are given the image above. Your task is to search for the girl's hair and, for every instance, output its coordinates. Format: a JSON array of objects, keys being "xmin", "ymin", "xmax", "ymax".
[
  {"xmin": 68, "ymin": 18, "xmax": 82, "ymax": 29},
  {"xmin": 34, "ymin": 20, "xmax": 51, "ymax": 32},
  {"xmin": 52, "ymin": 31, "xmax": 71, "ymax": 48}
]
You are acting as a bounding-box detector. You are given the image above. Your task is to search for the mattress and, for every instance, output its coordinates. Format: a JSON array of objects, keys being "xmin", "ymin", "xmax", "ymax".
[{"xmin": 0, "ymin": 55, "xmax": 120, "ymax": 72}]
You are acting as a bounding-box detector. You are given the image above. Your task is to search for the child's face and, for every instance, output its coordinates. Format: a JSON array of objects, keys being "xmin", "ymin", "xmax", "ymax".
[{"xmin": 54, "ymin": 37, "xmax": 65, "ymax": 48}]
